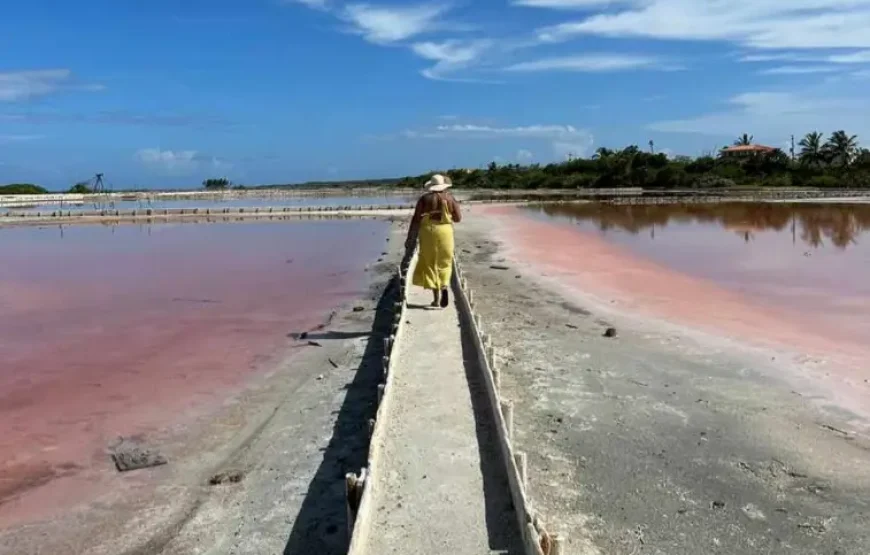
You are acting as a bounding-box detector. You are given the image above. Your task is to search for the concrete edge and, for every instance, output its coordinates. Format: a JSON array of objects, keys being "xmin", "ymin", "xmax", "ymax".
[
  {"xmin": 452, "ymin": 258, "xmax": 565, "ymax": 555},
  {"xmin": 346, "ymin": 252, "xmax": 417, "ymax": 555}
]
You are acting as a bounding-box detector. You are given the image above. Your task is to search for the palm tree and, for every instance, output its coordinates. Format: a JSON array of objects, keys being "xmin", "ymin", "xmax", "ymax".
[
  {"xmin": 798, "ymin": 131, "xmax": 825, "ymax": 167},
  {"xmin": 734, "ymin": 133, "xmax": 753, "ymax": 146},
  {"xmin": 824, "ymin": 130, "xmax": 859, "ymax": 167},
  {"xmin": 592, "ymin": 147, "xmax": 614, "ymax": 160}
]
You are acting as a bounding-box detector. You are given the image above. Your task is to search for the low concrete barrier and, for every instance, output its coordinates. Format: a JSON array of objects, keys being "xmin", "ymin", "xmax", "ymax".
[
  {"xmin": 453, "ymin": 258, "xmax": 565, "ymax": 555},
  {"xmin": 345, "ymin": 252, "xmax": 415, "ymax": 554}
]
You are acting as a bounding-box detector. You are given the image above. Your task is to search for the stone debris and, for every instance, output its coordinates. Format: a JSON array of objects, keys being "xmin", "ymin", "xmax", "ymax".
[
  {"xmin": 209, "ymin": 470, "xmax": 244, "ymax": 485},
  {"xmin": 109, "ymin": 438, "xmax": 167, "ymax": 472}
]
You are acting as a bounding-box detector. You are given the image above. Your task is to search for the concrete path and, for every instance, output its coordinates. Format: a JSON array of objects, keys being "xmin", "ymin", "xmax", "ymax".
[{"xmin": 362, "ymin": 282, "xmax": 522, "ymax": 555}]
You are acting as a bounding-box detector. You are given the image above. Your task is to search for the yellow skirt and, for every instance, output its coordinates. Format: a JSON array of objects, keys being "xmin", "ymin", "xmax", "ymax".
[{"xmin": 413, "ymin": 216, "xmax": 454, "ymax": 291}]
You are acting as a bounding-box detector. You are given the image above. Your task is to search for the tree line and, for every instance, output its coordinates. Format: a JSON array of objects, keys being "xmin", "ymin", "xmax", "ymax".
[{"xmin": 393, "ymin": 130, "xmax": 870, "ymax": 190}]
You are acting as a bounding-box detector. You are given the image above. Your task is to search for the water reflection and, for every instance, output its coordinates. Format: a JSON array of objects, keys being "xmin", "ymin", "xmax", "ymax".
[{"xmin": 528, "ymin": 202, "xmax": 870, "ymax": 249}]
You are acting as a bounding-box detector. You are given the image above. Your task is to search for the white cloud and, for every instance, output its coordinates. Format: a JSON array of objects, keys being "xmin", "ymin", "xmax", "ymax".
[
  {"xmin": 553, "ymin": 140, "xmax": 594, "ymax": 159},
  {"xmin": 135, "ymin": 148, "xmax": 231, "ymax": 175},
  {"xmin": 513, "ymin": 0, "xmax": 618, "ymax": 7},
  {"xmin": 740, "ymin": 49, "xmax": 870, "ymax": 64},
  {"xmin": 0, "ymin": 134, "xmax": 44, "ymax": 143},
  {"xmin": 537, "ymin": 0, "xmax": 870, "ymax": 49},
  {"xmin": 759, "ymin": 65, "xmax": 842, "ymax": 75},
  {"xmin": 341, "ymin": 3, "xmax": 449, "ymax": 44},
  {"xmin": 516, "ymin": 148, "xmax": 534, "ymax": 161},
  {"xmin": 827, "ymin": 50, "xmax": 870, "ymax": 63},
  {"xmin": 412, "ymin": 39, "xmax": 494, "ymax": 80},
  {"xmin": 648, "ymin": 90, "xmax": 870, "ymax": 140},
  {"xmin": 420, "ymin": 123, "xmax": 590, "ymax": 140},
  {"xmin": 505, "ymin": 53, "xmax": 673, "ymax": 72},
  {"xmin": 398, "ymin": 122, "xmax": 594, "ymax": 159},
  {"xmin": 0, "ymin": 69, "xmax": 82, "ymax": 102},
  {"xmin": 284, "ymin": 0, "xmax": 329, "ymax": 9}
]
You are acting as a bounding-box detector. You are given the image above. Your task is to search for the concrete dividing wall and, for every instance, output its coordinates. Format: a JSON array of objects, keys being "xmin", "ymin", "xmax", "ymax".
[
  {"xmin": 345, "ymin": 252, "xmax": 415, "ymax": 555},
  {"xmin": 452, "ymin": 257, "xmax": 565, "ymax": 555}
]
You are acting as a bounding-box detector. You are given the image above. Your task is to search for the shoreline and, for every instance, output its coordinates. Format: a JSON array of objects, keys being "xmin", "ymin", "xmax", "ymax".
[
  {"xmin": 0, "ymin": 222, "xmax": 406, "ymax": 555},
  {"xmin": 455, "ymin": 211, "xmax": 870, "ymax": 554}
]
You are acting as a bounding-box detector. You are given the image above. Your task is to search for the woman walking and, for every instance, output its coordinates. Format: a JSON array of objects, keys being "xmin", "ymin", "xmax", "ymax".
[{"xmin": 405, "ymin": 174, "xmax": 462, "ymax": 308}]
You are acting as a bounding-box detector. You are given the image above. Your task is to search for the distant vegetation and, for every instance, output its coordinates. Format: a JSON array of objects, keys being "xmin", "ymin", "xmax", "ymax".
[
  {"xmin": 0, "ymin": 183, "xmax": 49, "ymax": 195},
  {"xmin": 203, "ymin": 177, "xmax": 232, "ymax": 190},
  {"xmin": 68, "ymin": 181, "xmax": 94, "ymax": 194},
  {"xmin": 393, "ymin": 130, "xmax": 870, "ymax": 190}
]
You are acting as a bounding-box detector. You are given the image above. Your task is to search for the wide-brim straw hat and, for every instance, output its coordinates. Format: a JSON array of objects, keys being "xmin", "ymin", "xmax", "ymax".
[{"xmin": 424, "ymin": 174, "xmax": 452, "ymax": 192}]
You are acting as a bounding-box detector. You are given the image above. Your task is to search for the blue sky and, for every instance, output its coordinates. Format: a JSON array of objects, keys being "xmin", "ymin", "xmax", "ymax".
[{"xmin": 2, "ymin": 0, "xmax": 870, "ymax": 189}]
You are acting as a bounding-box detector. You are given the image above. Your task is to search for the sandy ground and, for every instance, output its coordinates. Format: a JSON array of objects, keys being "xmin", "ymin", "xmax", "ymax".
[
  {"xmin": 362, "ymin": 281, "xmax": 521, "ymax": 555},
  {"xmin": 0, "ymin": 225, "xmax": 405, "ymax": 555},
  {"xmin": 455, "ymin": 211, "xmax": 870, "ymax": 555}
]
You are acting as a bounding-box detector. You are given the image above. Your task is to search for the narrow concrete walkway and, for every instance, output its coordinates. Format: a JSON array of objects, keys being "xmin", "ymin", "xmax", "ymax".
[{"xmin": 363, "ymin": 283, "xmax": 521, "ymax": 555}]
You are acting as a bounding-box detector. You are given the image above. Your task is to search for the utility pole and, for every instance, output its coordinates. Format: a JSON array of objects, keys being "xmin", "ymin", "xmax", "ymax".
[
  {"xmin": 790, "ymin": 135, "xmax": 795, "ymax": 161},
  {"xmin": 93, "ymin": 173, "xmax": 105, "ymax": 193},
  {"xmin": 649, "ymin": 139, "xmax": 655, "ymax": 154}
]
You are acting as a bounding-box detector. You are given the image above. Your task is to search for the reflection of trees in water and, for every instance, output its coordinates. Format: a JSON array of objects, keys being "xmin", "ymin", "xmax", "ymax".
[{"xmin": 536, "ymin": 202, "xmax": 870, "ymax": 249}]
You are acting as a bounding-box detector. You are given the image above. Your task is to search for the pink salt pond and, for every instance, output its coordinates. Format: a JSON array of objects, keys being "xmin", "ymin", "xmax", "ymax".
[
  {"xmin": 486, "ymin": 202, "xmax": 870, "ymax": 416},
  {"xmin": 0, "ymin": 219, "xmax": 388, "ymax": 527}
]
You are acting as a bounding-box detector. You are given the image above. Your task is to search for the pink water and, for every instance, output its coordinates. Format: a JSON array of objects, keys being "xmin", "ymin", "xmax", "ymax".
[
  {"xmin": 0, "ymin": 220, "xmax": 388, "ymax": 526},
  {"xmin": 525, "ymin": 202, "xmax": 870, "ymax": 348},
  {"xmin": 482, "ymin": 203, "xmax": 870, "ymax": 418}
]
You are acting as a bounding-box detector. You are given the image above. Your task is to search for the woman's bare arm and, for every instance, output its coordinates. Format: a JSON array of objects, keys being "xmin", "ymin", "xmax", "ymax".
[
  {"xmin": 449, "ymin": 194, "xmax": 462, "ymax": 223},
  {"xmin": 405, "ymin": 196, "xmax": 424, "ymax": 248}
]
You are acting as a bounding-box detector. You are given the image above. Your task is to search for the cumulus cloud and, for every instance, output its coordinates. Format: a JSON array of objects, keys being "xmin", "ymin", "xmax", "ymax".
[
  {"xmin": 0, "ymin": 69, "xmax": 102, "ymax": 102},
  {"xmin": 505, "ymin": 53, "xmax": 674, "ymax": 72},
  {"xmin": 135, "ymin": 148, "xmax": 231, "ymax": 175},
  {"xmin": 341, "ymin": 3, "xmax": 449, "ymax": 44},
  {"xmin": 536, "ymin": 0, "xmax": 870, "ymax": 49}
]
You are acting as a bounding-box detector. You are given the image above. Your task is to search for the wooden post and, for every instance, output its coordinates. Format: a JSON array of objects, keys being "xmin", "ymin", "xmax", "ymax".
[
  {"xmin": 382, "ymin": 356, "xmax": 390, "ymax": 378},
  {"xmin": 368, "ymin": 418, "xmax": 376, "ymax": 440},
  {"xmin": 501, "ymin": 400, "xmax": 514, "ymax": 441},
  {"xmin": 551, "ymin": 534, "xmax": 565, "ymax": 555},
  {"xmin": 461, "ymin": 278, "xmax": 467, "ymax": 291},
  {"xmin": 486, "ymin": 345, "xmax": 495, "ymax": 366},
  {"xmin": 493, "ymin": 368, "xmax": 501, "ymax": 390},
  {"xmin": 467, "ymin": 289, "xmax": 474, "ymax": 307},
  {"xmin": 515, "ymin": 451, "xmax": 528, "ymax": 490},
  {"xmin": 377, "ymin": 384, "xmax": 385, "ymax": 405},
  {"xmin": 383, "ymin": 336, "xmax": 392, "ymax": 354}
]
